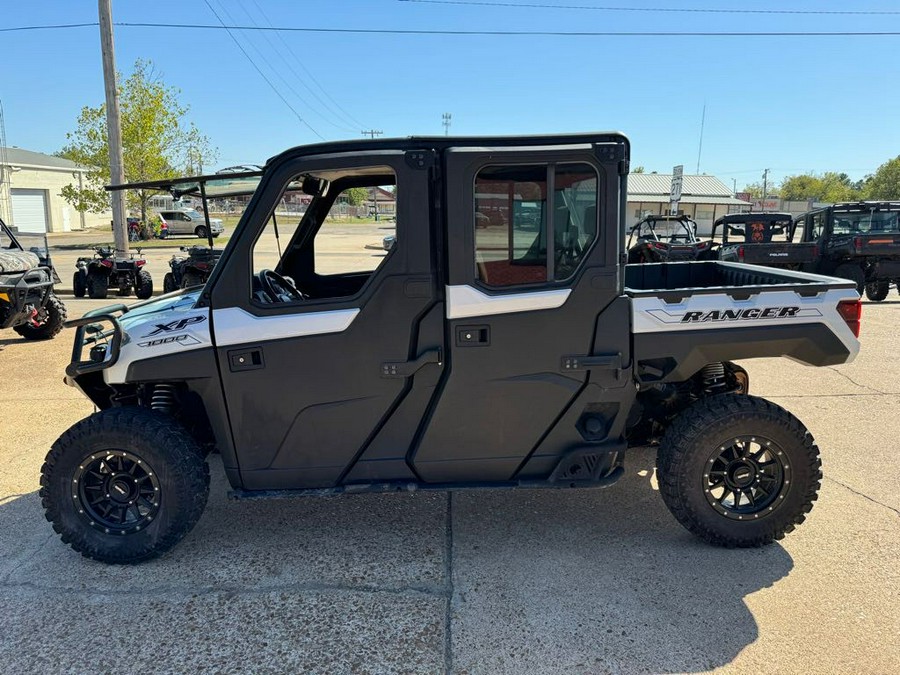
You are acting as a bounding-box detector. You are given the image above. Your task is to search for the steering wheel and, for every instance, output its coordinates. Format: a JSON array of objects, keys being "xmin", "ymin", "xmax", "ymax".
[{"xmin": 258, "ymin": 269, "xmax": 305, "ymax": 303}]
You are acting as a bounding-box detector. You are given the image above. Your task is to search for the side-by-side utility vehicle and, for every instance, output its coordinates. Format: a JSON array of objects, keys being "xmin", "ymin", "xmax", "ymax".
[
  {"xmin": 43, "ymin": 134, "xmax": 862, "ymax": 563},
  {"xmin": 792, "ymin": 201, "xmax": 900, "ymax": 300},
  {"xmin": 0, "ymin": 218, "xmax": 66, "ymax": 340},
  {"xmin": 713, "ymin": 212, "xmax": 818, "ymax": 270},
  {"xmin": 626, "ymin": 214, "xmax": 713, "ymax": 263}
]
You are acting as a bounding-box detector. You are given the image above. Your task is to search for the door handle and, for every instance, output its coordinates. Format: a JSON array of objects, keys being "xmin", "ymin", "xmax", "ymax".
[
  {"xmin": 228, "ymin": 348, "xmax": 264, "ymax": 372},
  {"xmin": 381, "ymin": 349, "xmax": 442, "ymax": 378}
]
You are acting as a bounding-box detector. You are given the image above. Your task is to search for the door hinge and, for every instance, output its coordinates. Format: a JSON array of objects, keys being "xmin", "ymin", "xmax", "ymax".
[{"xmin": 381, "ymin": 348, "xmax": 442, "ymax": 378}]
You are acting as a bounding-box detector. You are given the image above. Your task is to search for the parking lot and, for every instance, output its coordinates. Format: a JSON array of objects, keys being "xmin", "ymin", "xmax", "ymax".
[{"xmin": 0, "ymin": 281, "xmax": 898, "ymax": 673}]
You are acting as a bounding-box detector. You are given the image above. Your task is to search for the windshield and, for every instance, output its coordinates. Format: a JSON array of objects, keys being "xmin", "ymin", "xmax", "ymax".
[
  {"xmin": 833, "ymin": 209, "xmax": 900, "ymax": 234},
  {"xmin": 0, "ymin": 221, "xmax": 49, "ymax": 256},
  {"xmin": 638, "ymin": 220, "xmax": 695, "ymax": 242}
]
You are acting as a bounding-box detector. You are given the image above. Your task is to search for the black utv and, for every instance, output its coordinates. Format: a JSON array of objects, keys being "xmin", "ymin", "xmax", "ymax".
[
  {"xmin": 74, "ymin": 246, "xmax": 153, "ymax": 300},
  {"xmin": 792, "ymin": 201, "xmax": 900, "ymax": 300},
  {"xmin": 47, "ymin": 133, "xmax": 861, "ymax": 564},
  {"xmin": 163, "ymin": 245, "xmax": 224, "ymax": 292},
  {"xmin": 0, "ymin": 218, "xmax": 66, "ymax": 340},
  {"xmin": 713, "ymin": 212, "xmax": 818, "ymax": 269},
  {"xmin": 626, "ymin": 214, "xmax": 714, "ymax": 263}
]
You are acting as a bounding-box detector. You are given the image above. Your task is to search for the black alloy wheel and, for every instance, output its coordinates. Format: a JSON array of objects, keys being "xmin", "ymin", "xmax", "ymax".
[
  {"xmin": 703, "ymin": 435, "xmax": 788, "ymax": 521},
  {"xmin": 73, "ymin": 450, "xmax": 161, "ymax": 535}
]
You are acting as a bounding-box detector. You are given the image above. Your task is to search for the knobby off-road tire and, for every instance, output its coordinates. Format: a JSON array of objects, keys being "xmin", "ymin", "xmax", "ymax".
[
  {"xmin": 865, "ymin": 280, "xmax": 890, "ymax": 302},
  {"xmin": 73, "ymin": 272, "xmax": 86, "ymax": 298},
  {"xmin": 834, "ymin": 264, "xmax": 865, "ymax": 295},
  {"xmin": 41, "ymin": 407, "xmax": 210, "ymax": 564},
  {"xmin": 135, "ymin": 270, "xmax": 153, "ymax": 300},
  {"xmin": 163, "ymin": 272, "xmax": 177, "ymax": 294},
  {"xmin": 656, "ymin": 394, "xmax": 821, "ymax": 548},
  {"xmin": 180, "ymin": 270, "xmax": 204, "ymax": 289},
  {"xmin": 14, "ymin": 293, "xmax": 67, "ymax": 340},
  {"xmin": 87, "ymin": 272, "xmax": 108, "ymax": 299}
]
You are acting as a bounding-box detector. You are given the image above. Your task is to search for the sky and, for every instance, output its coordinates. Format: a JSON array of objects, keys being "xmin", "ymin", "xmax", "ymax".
[{"xmin": 2, "ymin": 0, "xmax": 899, "ymax": 190}]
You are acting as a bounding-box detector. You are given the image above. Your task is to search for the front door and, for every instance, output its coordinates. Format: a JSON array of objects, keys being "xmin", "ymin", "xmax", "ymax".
[
  {"xmin": 210, "ymin": 150, "xmax": 442, "ymax": 490},
  {"xmin": 410, "ymin": 141, "xmax": 629, "ymax": 482}
]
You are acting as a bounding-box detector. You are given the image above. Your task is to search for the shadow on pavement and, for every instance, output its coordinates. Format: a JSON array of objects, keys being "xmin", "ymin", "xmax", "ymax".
[
  {"xmin": 0, "ymin": 448, "xmax": 792, "ymax": 673},
  {"xmin": 449, "ymin": 446, "xmax": 794, "ymax": 674}
]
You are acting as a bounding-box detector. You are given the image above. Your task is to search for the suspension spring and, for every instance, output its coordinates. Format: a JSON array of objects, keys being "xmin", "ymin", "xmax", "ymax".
[
  {"xmin": 150, "ymin": 383, "xmax": 177, "ymax": 414},
  {"xmin": 701, "ymin": 362, "xmax": 727, "ymax": 394}
]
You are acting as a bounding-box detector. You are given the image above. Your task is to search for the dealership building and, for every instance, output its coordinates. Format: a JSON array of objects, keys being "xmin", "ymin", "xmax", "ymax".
[
  {"xmin": 0, "ymin": 147, "xmax": 109, "ymax": 233},
  {"xmin": 627, "ymin": 173, "xmax": 751, "ymax": 234}
]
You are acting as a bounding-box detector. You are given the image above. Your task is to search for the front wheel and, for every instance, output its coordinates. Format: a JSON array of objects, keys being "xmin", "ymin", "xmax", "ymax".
[
  {"xmin": 163, "ymin": 272, "xmax": 177, "ymax": 294},
  {"xmin": 73, "ymin": 272, "xmax": 86, "ymax": 298},
  {"xmin": 195, "ymin": 226, "xmax": 208, "ymax": 239},
  {"xmin": 656, "ymin": 394, "xmax": 821, "ymax": 547},
  {"xmin": 135, "ymin": 270, "xmax": 153, "ymax": 300},
  {"xmin": 40, "ymin": 407, "xmax": 210, "ymax": 564},
  {"xmin": 87, "ymin": 272, "xmax": 108, "ymax": 299},
  {"xmin": 14, "ymin": 293, "xmax": 67, "ymax": 340},
  {"xmin": 865, "ymin": 280, "xmax": 889, "ymax": 302}
]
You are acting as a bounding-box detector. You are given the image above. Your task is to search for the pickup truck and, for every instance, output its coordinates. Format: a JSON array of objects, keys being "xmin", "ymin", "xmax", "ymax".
[
  {"xmin": 792, "ymin": 201, "xmax": 900, "ymax": 300},
  {"xmin": 713, "ymin": 212, "xmax": 818, "ymax": 269},
  {"xmin": 42, "ymin": 133, "xmax": 861, "ymax": 564}
]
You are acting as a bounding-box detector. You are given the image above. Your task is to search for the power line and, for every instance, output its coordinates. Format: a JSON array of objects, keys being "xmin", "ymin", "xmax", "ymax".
[
  {"xmin": 200, "ymin": 1, "xmax": 323, "ymax": 140},
  {"xmin": 5, "ymin": 22, "xmax": 900, "ymax": 38},
  {"xmin": 247, "ymin": 0, "xmax": 368, "ymax": 130},
  {"xmin": 398, "ymin": 0, "xmax": 900, "ymax": 16}
]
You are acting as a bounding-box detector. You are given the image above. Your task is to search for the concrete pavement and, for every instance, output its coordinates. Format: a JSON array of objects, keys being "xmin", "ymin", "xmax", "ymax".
[{"xmin": 0, "ymin": 296, "xmax": 897, "ymax": 674}]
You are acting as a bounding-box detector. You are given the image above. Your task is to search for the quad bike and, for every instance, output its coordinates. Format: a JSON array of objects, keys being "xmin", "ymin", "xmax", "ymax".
[
  {"xmin": 74, "ymin": 246, "xmax": 153, "ymax": 300},
  {"xmin": 163, "ymin": 245, "xmax": 223, "ymax": 292}
]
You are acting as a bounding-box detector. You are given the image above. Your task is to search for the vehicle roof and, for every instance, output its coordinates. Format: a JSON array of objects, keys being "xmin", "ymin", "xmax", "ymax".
[
  {"xmin": 636, "ymin": 214, "xmax": 697, "ymax": 223},
  {"xmin": 106, "ymin": 132, "xmax": 629, "ymax": 194},
  {"xmin": 715, "ymin": 212, "xmax": 793, "ymax": 224},
  {"xmin": 800, "ymin": 201, "xmax": 900, "ymax": 217}
]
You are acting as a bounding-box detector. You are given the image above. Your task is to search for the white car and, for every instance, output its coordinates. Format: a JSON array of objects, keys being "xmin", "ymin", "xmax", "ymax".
[{"xmin": 158, "ymin": 209, "xmax": 225, "ymax": 239}]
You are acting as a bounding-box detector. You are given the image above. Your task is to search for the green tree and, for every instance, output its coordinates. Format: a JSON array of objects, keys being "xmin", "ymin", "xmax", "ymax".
[
  {"xmin": 864, "ymin": 157, "xmax": 900, "ymax": 199},
  {"xmin": 631, "ymin": 166, "xmax": 645, "ymax": 174},
  {"xmin": 344, "ymin": 187, "xmax": 369, "ymax": 206},
  {"xmin": 780, "ymin": 172, "xmax": 858, "ymax": 202},
  {"xmin": 59, "ymin": 59, "xmax": 217, "ymax": 222},
  {"xmin": 742, "ymin": 182, "xmax": 779, "ymax": 199}
]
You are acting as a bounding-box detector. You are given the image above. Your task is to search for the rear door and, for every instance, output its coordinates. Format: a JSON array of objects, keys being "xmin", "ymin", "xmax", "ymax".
[{"xmin": 410, "ymin": 140, "xmax": 630, "ymax": 482}]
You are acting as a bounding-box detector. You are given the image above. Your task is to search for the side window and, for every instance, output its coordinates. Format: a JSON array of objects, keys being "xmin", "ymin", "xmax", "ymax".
[
  {"xmin": 810, "ymin": 213, "xmax": 824, "ymax": 239},
  {"xmin": 474, "ymin": 163, "xmax": 598, "ymax": 288},
  {"xmin": 251, "ymin": 167, "xmax": 397, "ymax": 303}
]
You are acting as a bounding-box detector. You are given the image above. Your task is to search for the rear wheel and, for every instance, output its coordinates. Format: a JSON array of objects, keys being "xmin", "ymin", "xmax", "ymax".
[
  {"xmin": 181, "ymin": 270, "xmax": 204, "ymax": 289},
  {"xmin": 40, "ymin": 407, "xmax": 209, "ymax": 564},
  {"xmin": 656, "ymin": 394, "xmax": 821, "ymax": 547},
  {"xmin": 865, "ymin": 280, "xmax": 890, "ymax": 302},
  {"xmin": 135, "ymin": 270, "xmax": 153, "ymax": 299},
  {"xmin": 833, "ymin": 264, "xmax": 865, "ymax": 295},
  {"xmin": 73, "ymin": 272, "xmax": 86, "ymax": 298},
  {"xmin": 163, "ymin": 272, "xmax": 177, "ymax": 294},
  {"xmin": 87, "ymin": 272, "xmax": 108, "ymax": 299},
  {"xmin": 13, "ymin": 293, "xmax": 67, "ymax": 340}
]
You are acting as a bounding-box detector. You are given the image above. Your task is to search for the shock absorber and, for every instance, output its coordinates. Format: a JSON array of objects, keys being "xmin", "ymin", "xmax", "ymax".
[
  {"xmin": 700, "ymin": 362, "xmax": 727, "ymax": 394},
  {"xmin": 150, "ymin": 383, "xmax": 177, "ymax": 414}
]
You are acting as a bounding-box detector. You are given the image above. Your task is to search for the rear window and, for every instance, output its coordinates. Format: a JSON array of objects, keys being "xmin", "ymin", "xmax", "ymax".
[{"xmin": 474, "ymin": 163, "xmax": 598, "ymax": 287}]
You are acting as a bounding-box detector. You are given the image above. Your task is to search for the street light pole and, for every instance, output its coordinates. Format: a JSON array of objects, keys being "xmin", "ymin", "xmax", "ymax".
[{"xmin": 98, "ymin": 0, "xmax": 129, "ymax": 257}]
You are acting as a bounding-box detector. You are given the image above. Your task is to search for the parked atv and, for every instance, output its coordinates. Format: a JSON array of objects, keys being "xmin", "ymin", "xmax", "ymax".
[
  {"xmin": 74, "ymin": 247, "xmax": 153, "ymax": 300},
  {"xmin": 626, "ymin": 214, "xmax": 714, "ymax": 263},
  {"xmin": 0, "ymin": 218, "xmax": 66, "ymax": 340},
  {"xmin": 163, "ymin": 245, "xmax": 223, "ymax": 292}
]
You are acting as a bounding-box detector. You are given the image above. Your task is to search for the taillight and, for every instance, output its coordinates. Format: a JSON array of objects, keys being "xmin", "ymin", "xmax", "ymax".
[
  {"xmin": 652, "ymin": 242, "xmax": 667, "ymax": 250},
  {"xmin": 738, "ymin": 245, "xmax": 745, "ymax": 261},
  {"xmin": 135, "ymin": 259, "xmax": 146, "ymax": 267},
  {"xmin": 854, "ymin": 236, "xmax": 862, "ymax": 253},
  {"xmin": 696, "ymin": 241, "xmax": 708, "ymax": 249},
  {"xmin": 99, "ymin": 259, "xmax": 113, "ymax": 268},
  {"xmin": 812, "ymin": 244, "xmax": 819, "ymax": 258},
  {"xmin": 837, "ymin": 299, "xmax": 862, "ymax": 338},
  {"xmin": 195, "ymin": 262, "xmax": 209, "ymax": 270}
]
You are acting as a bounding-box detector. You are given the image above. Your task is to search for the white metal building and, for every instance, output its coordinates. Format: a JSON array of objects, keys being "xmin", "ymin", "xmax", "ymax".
[
  {"xmin": 0, "ymin": 147, "xmax": 109, "ymax": 233},
  {"xmin": 627, "ymin": 173, "xmax": 751, "ymax": 234}
]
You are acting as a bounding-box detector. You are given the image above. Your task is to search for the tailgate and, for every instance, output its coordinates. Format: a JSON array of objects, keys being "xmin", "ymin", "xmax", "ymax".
[
  {"xmin": 856, "ymin": 233, "xmax": 900, "ymax": 255},
  {"xmin": 734, "ymin": 242, "xmax": 818, "ymax": 264}
]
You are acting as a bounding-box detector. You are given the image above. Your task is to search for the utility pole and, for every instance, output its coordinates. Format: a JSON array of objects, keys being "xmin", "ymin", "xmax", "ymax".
[
  {"xmin": 732, "ymin": 178, "xmax": 737, "ymax": 195},
  {"xmin": 442, "ymin": 112, "xmax": 452, "ymax": 136},
  {"xmin": 762, "ymin": 168, "xmax": 770, "ymax": 213},
  {"xmin": 361, "ymin": 129, "xmax": 383, "ymax": 139},
  {"xmin": 98, "ymin": 0, "xmax": 128, "ymax": 257}
]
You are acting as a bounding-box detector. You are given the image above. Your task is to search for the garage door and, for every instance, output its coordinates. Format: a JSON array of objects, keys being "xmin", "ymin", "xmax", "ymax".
[{"xmin": 10, "ymin": 189, "xmax": 49, "ymax": 233}]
